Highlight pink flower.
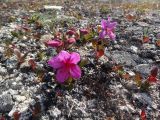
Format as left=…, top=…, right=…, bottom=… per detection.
left=67, top=38, right=76, bottom=44
left=48, top=50, right=81, bottom=83
left=99, top=17, right=117, bottom=40
left=80, top=29, right=88, bottom=35
left=66, top=30, right=76, bottom=36
left=47, top=39, right=63, bottom=48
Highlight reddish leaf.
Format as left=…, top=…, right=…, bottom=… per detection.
left=150, top=66, right=158, bottom=77
left=140, top=109, right=146, bottom=120
left=143, top=36, right=150, bottom=43
left=28, top=59, right=36, bottom=70
left=13, top=111, right=21, bottom=120
left=122, top=72, right=130, bottom=80
left=126, top=14, right=136, bottom=21
left=32, top=102, right=41, bottom=116
left=156, top=40, right=160, bottom=47
left=14, top=49, right=24, bottom=63
left=112, top=65, right=123, bottom=72
left=147, top=75, right=157, bottom=83
left=96, top=49, right=104, bottom=59
left=0, top=116, right=5, bottom=120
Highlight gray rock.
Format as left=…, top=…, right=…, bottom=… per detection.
left=0, top=92, right=13, bottom=112
left=130, top=46, right=138, bottom=53
left=0, top=66, right=7, bottom=76
left=13, top=95, right=26, bottom=102
left=134, top=64, right=152, bottom=76
left=142, top=43, right=156, bottom=50
left=136, top=22, right=149, bottom=27
left=111, top=51, right=143, bottom=66
left=44, top=5, right=63, bottom=10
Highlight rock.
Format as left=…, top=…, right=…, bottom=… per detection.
left=111, top=51, right=143, bottom=66
left=139, top=50, right=156, bottom=59
left=142, top=43, right=156, bottom=50
left=0, top=92, right=14, bottom=112
left=44, top=5, right=63, bottom=10
left=0, top=66, right=7, bottom=75
left=130, top=46, right=138, bottom=53
left=13, top=95, right=26, bottom=102
left=40, top=34, right=54, bottom=43
left=134, top=64, right=152, bottom=76
left=136, top=22, right=149, bottom=27
left=133, top=93, right=152, bottom=106
left=48, top=107, right=61, bottom=117
left=8, top=89, right=18, bottom=95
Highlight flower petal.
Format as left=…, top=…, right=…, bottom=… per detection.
left=56, top=67, right=69, bottom=83
left=107, top=22, right=117, bottom=29
left=67, top=38, right=76, bottom=44
left=108, top=31, right=116, bottom=40
left=48, top=56, right=64, bottom=69
left=101, top=19, right=107, bottom=29
left=80, top=29, right=88, bottom=35
left=70, top=52, right=80, bottom=64
left=99, top=30, right=106, bottom=39
left=47, top=39, right=63, bottom=47
left=48, top=50, right=70, bottom=69
left=58, top=50, right=71, bottom=62
left=70, top=65, right=81, bottom=79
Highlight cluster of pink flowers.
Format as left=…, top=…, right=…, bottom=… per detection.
left=47, top=17, right=117, bottom=83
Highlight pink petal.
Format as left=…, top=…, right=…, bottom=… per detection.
left=108, top=31, right=116, bottom=40
left=48, top=56, right=64, bottom=69
left=70, top=65, right=81, bottom=79
left=80, top=29, right=88, bottom=35
left=56, top=67, right=69, bottom=83
left=101, top=19, right=107, bottom=29
left=58, top=50, right=71, bottom=62
left=47, top=39, right=63, bottom=47
left=67, top=38, right=76, bottom=44
left=107, top=22, right=117, bottom=29
left=66, top=30, right=76, bottom=36
left=48, top=50, right=70, bottom=69
left=99, top=30, right=106, bottom=38
left=107, top=17, right=111, bottom=22
left=70, top=52, right=80, bottom=64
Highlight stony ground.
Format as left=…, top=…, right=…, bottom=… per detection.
left=0, top=0, right=160, bottom=120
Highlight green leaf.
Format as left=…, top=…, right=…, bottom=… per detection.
left=11, top=31, right=19, bottom=38
left=37, top=51, right=45, bottom=61
left=135, top=73, right=142, bottom=87
left=79, top=58, right=88, bottom=67
left=140, top=81, right=150, bottom=92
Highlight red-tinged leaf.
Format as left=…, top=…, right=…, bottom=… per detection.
left=13, top=111, right=21, bottom=120
left=32, top=103, right=41, bottom=116
left=112, top=65, right=123, bottom=72
left=147, top=75, right=157, bottom=83
left=143, top=36, right=150, bottom=43
left=96, top=49, right=104, bottom=59
left=126, top=14, right=136, bottom=21
left=122, top=72, right=130, bottom=80
left=156, top=40, right=160, bottom=47
left=14, top=49, right=21, bottom=60
left=0, top=116, right=5, bottom=120
left=28, top=59, right=36, bottom=70
left=22, top=26, right=31, bottom=32
left=92, top=40, right=97, bottom=49
left=140, top=109, right=146, bottom=120
left=135, top=73, right=142, bottom=87
left=150, top=66, right=158, bottom=77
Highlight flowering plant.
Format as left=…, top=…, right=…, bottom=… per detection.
left=48, top=50, right=81, bottom=83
